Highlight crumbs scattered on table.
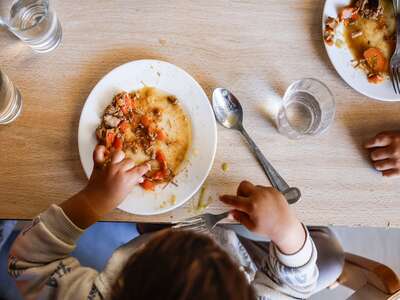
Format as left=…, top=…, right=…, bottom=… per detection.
left=221, top=162, right=229, bottom=172
left=156, top=71, right=161, bottom=77
left=158, top=38, right=167, bottom=46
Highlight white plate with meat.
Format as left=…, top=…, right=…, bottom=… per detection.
left=323, top=0, right=400, bottom=101
left=78, top=59, right=217, bottom=215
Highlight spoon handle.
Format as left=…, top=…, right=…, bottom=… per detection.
left=239, top=126, right=300, bottom=204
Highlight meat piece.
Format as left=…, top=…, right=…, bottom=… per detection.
left=96, top=126, right=106, bottom=140
left=104, top=114, right=121, bottom=128
left=325, top=17, right=338, bottom=30
left=355, top=0, right=383, bottom=20
left=167, top=95, right=177, bottom=104
left=105, top=105, right=118, bottom=115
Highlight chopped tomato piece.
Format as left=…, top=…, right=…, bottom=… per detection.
left=141, top=179, right=155, bottom=191
left=113, top=136, right=123, bottom=150
left=153, top=170, right=166, bottom=181
left=121, top=105, right=129, bottom=115
left=118, top=121, right=129, bottom=133
left=141, top=115, right=151, bottom=127
left=156, top=150, right=168, bottom=170
left=156, top=150, right=166, bottom=163
left=156, top=129, right=167, bottom=141
left=106, top=131, right=116, bottom=148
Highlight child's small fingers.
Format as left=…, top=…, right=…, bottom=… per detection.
left=370, top=147, right=393, bottom=161
left=118, top=159, right=136, bottom=171
left=237, top=180, right=255, bottom=197
left=231, top=210, right=255, bottom=230
left=219, top=195, right=253, bottom=213
left=93, top=145, right=106, bottom=167
left=382, top=169, right=400, bottom=178
left=373, top=159, right=397, bottom=171
left=364, top=133, right=392, bottom=149
left=111, top=150, right=125, bottom=164
left=127, top=163, right=151, bottom=183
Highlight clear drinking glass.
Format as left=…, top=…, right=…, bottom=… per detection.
left=277, top=78, right=335, bottom=139
left=0, top=0, right=62, bottom=53
left=0, top=69, right=22, bottom=124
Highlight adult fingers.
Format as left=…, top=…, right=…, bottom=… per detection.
left=364, top=132, right=392, bottom=149
left=127, top=163, right=151, bottom=184
left=373, top=159, right=397, bottom=171
left=382, top=169, right=400, bottom=178
left=370, top=146, right=394, bottom=161
left=93, top=145, right=106, bottom=167
left=219, top=195, right=253, bottom=213
left=237, top=180, right=256, bottom=197
left=231, top=210, right=255, bottom=230
left=111, top=150, right=125, bottom=164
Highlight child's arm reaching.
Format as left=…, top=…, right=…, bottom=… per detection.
left=220, top=181, right=318, bottom=298
left=8, top=146, right=149, bottom=300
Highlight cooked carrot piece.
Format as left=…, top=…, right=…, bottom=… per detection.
left=118, top=121, right=129, bottom=133
left=141, top=179, right=155, bottom=191
left=156, top=129, right=167, bottom=141
left=105, top=131, right=116, bottom=148
left=363, top=47, right=387, bottom=72
left=113, top=136, right=123, bottom=150
left=141, top=115, right=151, bottom=127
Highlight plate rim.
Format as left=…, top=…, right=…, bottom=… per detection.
left=322, top=0, right=400, bottom=102
left=77, top=59, right=217, bottom=216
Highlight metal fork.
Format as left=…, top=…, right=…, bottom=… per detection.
left=391, top=0, right=400, bottom=93
left=172, top=211, right=230, bottom=233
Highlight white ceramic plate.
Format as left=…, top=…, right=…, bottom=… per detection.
left=323, top=0, right=400, bottom=101
left=78, top=60, right=217, bottom=215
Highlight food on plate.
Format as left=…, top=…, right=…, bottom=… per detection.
left=324, top=0, right=395, bottom=84
left=96, top=87, right=191, bottom=190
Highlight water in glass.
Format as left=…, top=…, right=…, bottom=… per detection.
left=277, top=78, right=335, bottom=139
left=7, top=0, right=62, bottom=53
left=0, top=70, right=22, bottom=124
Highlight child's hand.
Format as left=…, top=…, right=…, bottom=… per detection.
left=61, top=145, right=149, bottom=228
left=220, top=181, right=305, bottom=254
left=365, top=131, right=400, bottom=177
left=82, top=145, right=150, bottom=215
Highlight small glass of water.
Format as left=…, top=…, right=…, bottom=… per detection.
left=0, top=0, right=62, bottom=53
left=277, top=78, right=335, bottom=139
left=0, top=69, right=22, bottom=124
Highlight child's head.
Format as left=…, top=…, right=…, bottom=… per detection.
left=111, top=229, right=256, bottom=300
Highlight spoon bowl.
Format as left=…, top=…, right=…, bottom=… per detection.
left=212, top=88, right=243, bottom=130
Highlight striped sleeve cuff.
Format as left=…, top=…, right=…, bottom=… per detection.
left=274, top=224, right=313, bottom=268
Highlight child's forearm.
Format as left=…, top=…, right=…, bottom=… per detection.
left=59, top=191, right=101, bottom=229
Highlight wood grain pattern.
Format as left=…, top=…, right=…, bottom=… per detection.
left=1, top=0, right=400, bottom=226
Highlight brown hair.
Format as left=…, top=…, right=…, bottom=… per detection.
left=111, top=229, right=256, bottom=300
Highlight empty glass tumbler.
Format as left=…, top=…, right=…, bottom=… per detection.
left=0, top=69, right=22, bottom=124
left=277, top=78, right=335, bottom=139
left=0, top=0, right=62, bottom=53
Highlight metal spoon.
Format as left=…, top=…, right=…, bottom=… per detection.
left=212, top=88, right=301, bottom=204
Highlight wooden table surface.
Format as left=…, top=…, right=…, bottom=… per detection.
left=1, top=0, right=400, bottom=227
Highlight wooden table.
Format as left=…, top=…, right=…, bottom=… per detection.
left=1, top=0, right=400, bottom=227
